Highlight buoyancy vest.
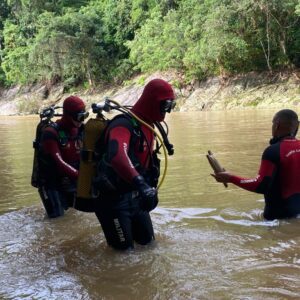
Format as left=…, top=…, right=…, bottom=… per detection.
left=92, top=113, right=161, bottom=195
left=74, top=112, right=161, bottom=212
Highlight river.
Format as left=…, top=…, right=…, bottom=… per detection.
left=0, top=110, right=299, bottom=300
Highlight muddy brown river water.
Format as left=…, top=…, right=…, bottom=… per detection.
left=0, top=110, right=299, bottom=299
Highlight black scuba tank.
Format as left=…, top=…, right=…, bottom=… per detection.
left=31, top=120, right=54, bottom=187
left=31, top=106, right=62, bottom=188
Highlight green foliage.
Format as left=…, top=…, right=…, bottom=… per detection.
left=1, top=21, right=33, bottom=84
left=131, top=0, right=156, bottom=26
left=0, top=0, right=11, bottom=86
left=7, top=0, right=90, bottom=16
left=17, top=96, right=40, bottom=114
left=297, top=0, right=300, bottom=14
left=128, top=8, right=186, bottom=72
left=183, top=1, right=250, bottom=77
left=128, top=0, right=300, bottom=79
left=30, top=9, right=109, bottom=85
left=0, top=0, right=300, bottom=87
left=136, top=75, right=146, bottom=85
left=0, top=67, right=6, bottom=85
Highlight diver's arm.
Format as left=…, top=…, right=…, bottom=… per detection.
left=213, top=146, right=277, bottom=193
left=107, top=126, right=139, bottom=182
left=42, top=129, right=78, bottom=180
left=229, top=159, right=276, bottom=193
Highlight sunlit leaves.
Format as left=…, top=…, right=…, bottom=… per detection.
left=0, top=0, right=300, bottom=86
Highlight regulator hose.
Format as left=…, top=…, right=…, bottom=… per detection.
left=105, top=98, right=170, bottom=189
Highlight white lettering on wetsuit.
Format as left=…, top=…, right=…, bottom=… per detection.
left=123, top=142, right=135, bottom=169
left=113, top=218, right=125, bottom=242
left=286, top=148, right=300, bottom=157
left=240, top=175, right=260, bottom=184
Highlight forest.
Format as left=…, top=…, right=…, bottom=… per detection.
left=0, top=0, right=300, bottom=89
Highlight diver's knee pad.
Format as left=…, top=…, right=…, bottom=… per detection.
left=38, top=186, right=65, bottom=218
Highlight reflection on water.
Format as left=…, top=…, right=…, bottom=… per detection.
left=0, top=111, right=299, bottom=299
left=0, top=116, right=39, bottom=213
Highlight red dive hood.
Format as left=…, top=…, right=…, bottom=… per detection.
left=132, top=79, right=175, bottom=123
left=63, top=96, right=85, bottom=114
left=61, top=95, right=86, bottom=131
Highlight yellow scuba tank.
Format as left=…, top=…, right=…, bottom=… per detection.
left=76, top=116, right=107, bottom=200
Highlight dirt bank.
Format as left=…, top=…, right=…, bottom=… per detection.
left=0, top=70, right=299, bottom=116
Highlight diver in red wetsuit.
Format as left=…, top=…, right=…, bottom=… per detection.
left=38, top=96, right=88, bottom=218
left=212, top=109, right=300, bottom=220
left=93, top=79, right=176, bottom=250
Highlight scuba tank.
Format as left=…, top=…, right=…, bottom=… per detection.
left=74, top=98, right=175, bottom=211
left=75, top=102, right=110, bottom=210
left=31, top=106, right=62, bottom=188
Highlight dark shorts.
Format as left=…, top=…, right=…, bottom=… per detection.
left=38, top=186, right=75, bottom=218
left=264, top=194, right=300, bottom=220
left=95, top=191, right=154, bottom=250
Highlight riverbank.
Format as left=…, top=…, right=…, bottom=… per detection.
left=0, top=70, right=299, bottom=115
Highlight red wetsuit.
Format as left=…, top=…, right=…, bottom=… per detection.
left=229, top=137, right=300, bottom=219
left=94, top=79, right=175, bottom=250
left=105, top=117, right=154, bottom=183
left=38, top=95, right=86, bottom=218
left=41, top=118, right=82, bottom=184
